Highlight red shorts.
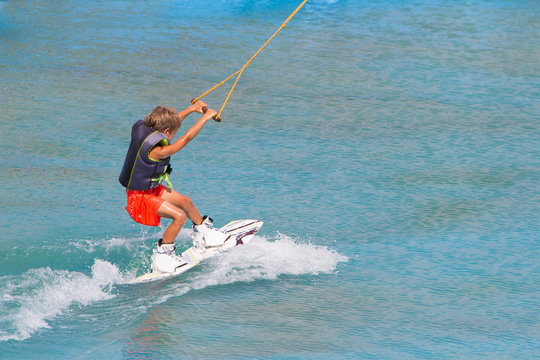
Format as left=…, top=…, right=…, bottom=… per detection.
left=125, top=185, right=166, bottom=226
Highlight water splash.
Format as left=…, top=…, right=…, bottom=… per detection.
left=145, top=233, right=349, bottom=305
left=0, top=260, right=123, bottom=342
left=196, top=233, right=348, bottom=285
left=0, top=233, right=347, bottom=342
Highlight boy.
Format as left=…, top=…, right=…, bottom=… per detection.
left=119, top=101, right=229, bottom=274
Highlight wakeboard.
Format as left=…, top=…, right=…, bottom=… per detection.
left=133, top=219, right=263, bottom=283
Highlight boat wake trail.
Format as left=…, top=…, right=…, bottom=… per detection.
left=0, top=233, right=347, bottom=342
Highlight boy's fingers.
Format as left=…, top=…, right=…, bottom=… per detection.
left=204, top=109, right=221, bottom=122
left=190, top=99, right=207, bottom=112
left=192, top=99, right=220, bottom=122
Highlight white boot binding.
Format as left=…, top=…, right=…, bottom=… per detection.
left=192, top=216, right=230, bottom=248
left=151, top=239, right=188, bottom=274
left=191, top=229, right=205, bottom=249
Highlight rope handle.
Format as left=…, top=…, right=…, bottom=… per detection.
left=191, top=98, right=221, bottom=122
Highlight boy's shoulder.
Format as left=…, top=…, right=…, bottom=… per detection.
left=133, top=119, right=146, bottom=128
left=132, top=119, right=157, bottom=132
left=130, top=120, right=164, bottom=140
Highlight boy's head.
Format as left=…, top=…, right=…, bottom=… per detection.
left=144, top=106, right=181, bottom=134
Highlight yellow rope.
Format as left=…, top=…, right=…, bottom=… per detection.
left=192, top=0, right=309, bottom=120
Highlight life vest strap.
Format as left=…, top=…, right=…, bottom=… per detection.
left=152, top=165, right=173, bottom=188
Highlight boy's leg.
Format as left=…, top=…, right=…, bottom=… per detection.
left=160, top=188, right=204, bottom=225
left=153, top=201, right=188, bottom=274
left=160, top=188, right=229, bottom=247
left=157, top=201, right=186, bottom=244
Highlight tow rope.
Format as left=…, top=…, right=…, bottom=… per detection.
left=192, top=0, right=309, bottom=122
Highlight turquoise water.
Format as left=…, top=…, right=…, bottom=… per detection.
left=1, top=0, right=539, bottom=358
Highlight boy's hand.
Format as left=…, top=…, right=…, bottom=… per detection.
left=202, top=108, right=218, bottom=121
left=190, top=99, right=221, bottom=122
left=192, top=100, right=208, bottom=114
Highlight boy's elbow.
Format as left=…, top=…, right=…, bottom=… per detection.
left=160, top=147, right=175, bottom=158
left=150, top=146, right=170, bottom=160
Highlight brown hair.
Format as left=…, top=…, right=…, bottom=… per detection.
left=144, top=106, right=181, bottom=132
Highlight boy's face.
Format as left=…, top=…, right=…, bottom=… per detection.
left=163, top=128, right=178, bottom=141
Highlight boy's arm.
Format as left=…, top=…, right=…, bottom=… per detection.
left=149, top=108, right=218, bottom=160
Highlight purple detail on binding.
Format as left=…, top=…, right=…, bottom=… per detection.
left=236, top=239, right=244, bottom=245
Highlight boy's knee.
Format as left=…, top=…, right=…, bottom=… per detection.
left=172, top=210, right=186, bottom=223
left=180, top=195, right=193, bottom=206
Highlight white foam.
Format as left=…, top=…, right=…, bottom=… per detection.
left=200, top=233, right=347, bottom=284
left=159, top=233, right=349, bottom=300
left=0, top=260, right=123, bottom=342
left=1, top=233, right=348, bottom=341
